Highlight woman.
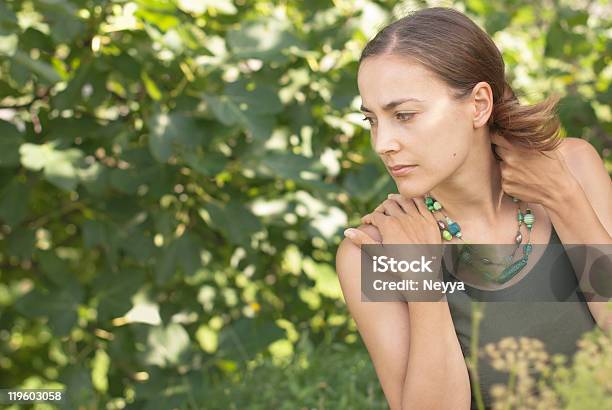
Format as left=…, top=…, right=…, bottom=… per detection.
left=335, top=7, right=611, bottom=410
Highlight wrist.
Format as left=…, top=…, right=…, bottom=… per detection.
left=542, top=174, right=581, bottom=212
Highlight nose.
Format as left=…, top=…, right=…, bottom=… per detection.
left=372, top=121, right=401, bottom=156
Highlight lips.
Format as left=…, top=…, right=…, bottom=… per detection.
left=389, top=164, right=416, bottom=171
left=388, top=164, right=418, bottom=177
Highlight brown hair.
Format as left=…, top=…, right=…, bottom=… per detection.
left=358, top=7, right=562, bottom=153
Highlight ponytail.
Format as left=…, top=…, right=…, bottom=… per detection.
left=489, top=82, right=563, bottom=152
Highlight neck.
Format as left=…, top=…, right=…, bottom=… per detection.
left=429, top=135, right=512, bottom=227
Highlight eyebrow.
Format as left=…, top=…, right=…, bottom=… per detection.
left=360, top=97, right=423, bottom=113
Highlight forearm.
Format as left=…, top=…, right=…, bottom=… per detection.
left=544, top=176, right=612, bottom=328
left=543, top=178, right=612, bottom=245
left=400, top=302, right=470, bottom=410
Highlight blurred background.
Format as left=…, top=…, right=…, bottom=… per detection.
left=0, top=0, right=610, bottom=409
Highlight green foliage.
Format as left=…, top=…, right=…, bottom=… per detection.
left=0, top=0, right=609, bottom=408
left=207, top=337, right=389, bottom=410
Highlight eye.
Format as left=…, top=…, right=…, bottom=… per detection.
left=361, top=116, right=375, bottom=125
left=396, top=112, right=415, bottom=121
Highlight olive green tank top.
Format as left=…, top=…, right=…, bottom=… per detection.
left=442, top=226, right=597, bottom=409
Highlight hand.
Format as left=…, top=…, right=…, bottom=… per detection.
left=344, top=194, right=446, bottom=300
left=491, top=133, right=576, bottom=206
left=347, top=194, right=442, bottom=246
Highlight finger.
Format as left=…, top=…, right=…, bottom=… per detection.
left=344, top=227, right=380, bottom=246
left=388, top=194, right=414, bottom=214
left=381, top=198, right=405, bottom=217
left=371, top=203, right=385, bottom=215
left=361, top=213, right=375, bottom=224
left=370, top=212, right=395, bottom=230
left=395, top=195, right=420, bottom=217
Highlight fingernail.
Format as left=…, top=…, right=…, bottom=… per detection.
left=344, top=229, right=356, bottom=238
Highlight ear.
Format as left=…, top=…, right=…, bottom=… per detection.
left=471, top=81, right=494, bottom=129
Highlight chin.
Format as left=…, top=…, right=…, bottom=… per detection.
left=396, top=183, right=429, bottom=199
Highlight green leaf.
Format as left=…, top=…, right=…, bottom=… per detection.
left=253, top=150, right=321, bottom=180
left=0, top=33, right=17, bottom=56
left=0, top=178, right=28, bottom=226
left=142, top=70, right=162, bottom=101
left=37, top=250, right=73, bottom=286
left=226, top=81, right=283, bottom=115
left=15, top=279, right=83, bottom=336
left=155, top=238, right=179, bottom=284
left=91, top=349, right=110, bottom=393
left=226, top=17, right=302, bottom=62
left=146, top=323, right=191, bottom=367
left=154, top=232, right=202, bottom=284
left=12, top=49, right=62, bottom=83
left=558, top=95, right=598, bottom=137
left=120, top=228, right=156, bottom=262
left=44, top=157, right=79, bottom=191
left=183, top=150, right=227, bottom=176
left=59, top=365, right=95, bottom=406
left=20, top=142, right=84, bottom=191
left=0, top=2, right=18, bottom=33
left=93, top=269, right=146, bottom=322
left=484, top=11, right=512, bottom=34
left=218, top=318, right=285, bottom=361
left=147, top=111, right=201, bottom=162
left=6, top=227, right=36, bottom=260
left=343, top=163, right=391, bottom=203
left=201, top=199, right=263, bottom=246
left=204, top=94, right=242, bottom=126
left=35, top=0, right=84, bottom=43
left=0, top=120, right=24, bottom=167
left=20, top=142, right=53, bottom=171
left=52, top=62, right=92, bottom=111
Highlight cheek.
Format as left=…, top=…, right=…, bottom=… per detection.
left=420, top=109, right=471, bottom=161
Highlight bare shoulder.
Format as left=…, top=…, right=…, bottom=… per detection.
left=557, top=136, right=612, bottom=234
left=336, top=224, right=382, bottom=264
left=336, top=224, right=382, bottom=275
left=558, top=137, right=604, bottom=168
left=557, top=137, right=609, bottom=186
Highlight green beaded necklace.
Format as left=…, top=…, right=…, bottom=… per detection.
left=424, top=193, right=536, bottom=284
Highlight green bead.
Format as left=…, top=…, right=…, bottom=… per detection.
left=523, top=243, right=532, bottom=255
left=425, top=197, right=434, bottom=206
left=433, top=201, right=442, bottom=210
left=442, top=230, right=452, bottom=241
left=518, top=210, right=523, bottom=222
left=494, top=258, right=528, bottom=284
left=448, top=222, right=460, bottom=235
left=428, top=206, right=434, bottom=212
left=523, top=213, right=535, bottom=224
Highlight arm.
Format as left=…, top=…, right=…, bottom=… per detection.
left=401, top=302, right=471, bottom=410
left=543, top=138, right=611, bottom=244
left=543, top=138, right=612, bottom=330
left=336, top=226, right=410, bottom=410
left=336, top=224, right=470, bottom=410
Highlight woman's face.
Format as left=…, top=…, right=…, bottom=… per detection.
left=357, top=54, right=476, bottom=198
